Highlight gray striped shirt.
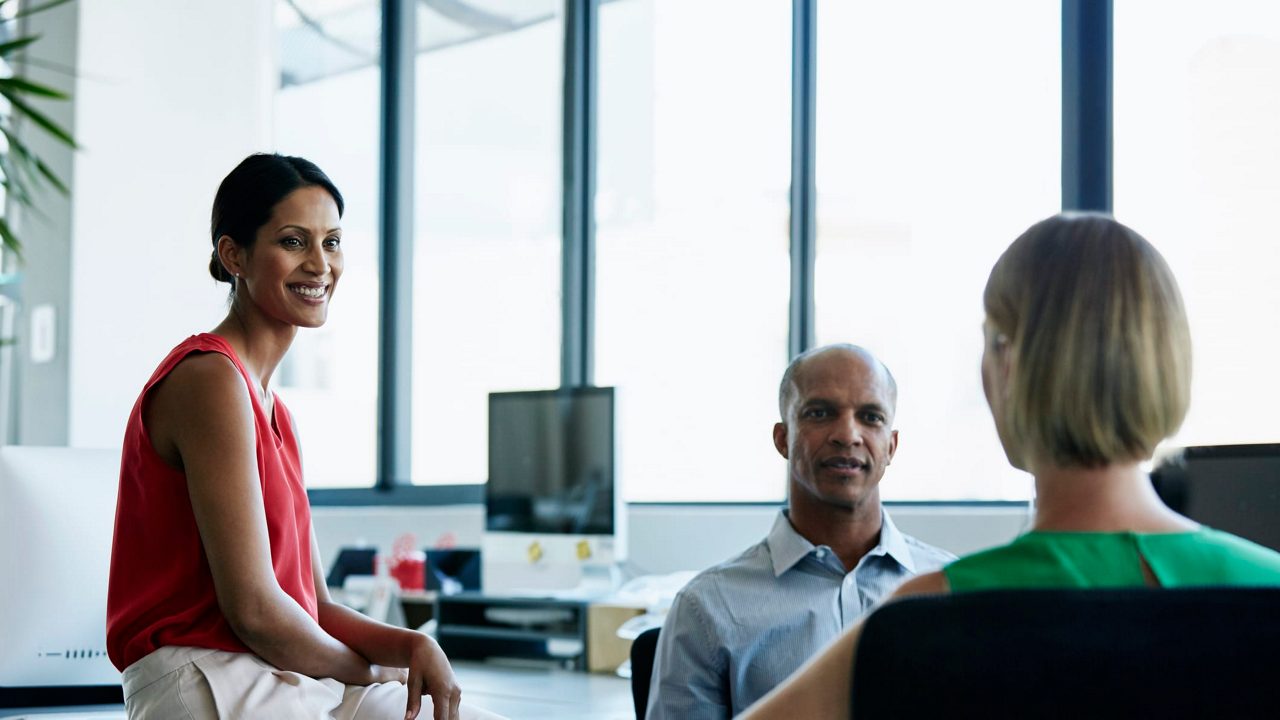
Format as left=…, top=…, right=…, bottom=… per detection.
left=646, top=508, right=955, bottom=719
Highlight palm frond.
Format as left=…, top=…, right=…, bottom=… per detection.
left=9, top=0, right=75, bottom=20
left=1, top=89, right=76, bottom=148
left=0, top=125, right=68, bottom=194
left=0, top=35, right=39, bottom=57
left=0, top=75, right=69, bottom=99
left=0, top=0, right=79, bottom=263
left=0, top=216, right=21, bottom=260
left=0, top=149, right=38, bottom=201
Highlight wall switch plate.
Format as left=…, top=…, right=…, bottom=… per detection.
left=30, top=304, right=56, bottom=364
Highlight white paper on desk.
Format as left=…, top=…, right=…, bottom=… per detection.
left=612, top=571, right=697, bottom=612
left=342, top=575, right=404, bottom=626
left=616, top=612, right=666, bottom=641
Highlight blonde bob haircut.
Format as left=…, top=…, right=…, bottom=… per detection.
left=983, top=212, right=1192, bottom=468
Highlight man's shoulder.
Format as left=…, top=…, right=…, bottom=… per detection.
left=672, top=540, right=774, bottom=607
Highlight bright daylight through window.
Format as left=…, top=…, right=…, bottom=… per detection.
left=272, top=0, right=1279, bottom=502
left=274, top=0, right=382, bottom=488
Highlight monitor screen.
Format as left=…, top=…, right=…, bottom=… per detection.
left=486, top=387, right=615, bottom=535
left=1151, top=444, right=1280, bottom=552
left=0, top=445, right=124, bottom=705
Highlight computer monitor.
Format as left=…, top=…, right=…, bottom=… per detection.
left=0, top=446, right=123, bottom=706
left=1151, top=444, right=1280, bottom=552
left=482, top=387, right=624, bottom=595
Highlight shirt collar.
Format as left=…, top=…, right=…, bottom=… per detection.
left=766, top=509, right=814, bottom=577
left=766, top=507, right=917, bottom=576
left=872, top=507, right=917, bottom=573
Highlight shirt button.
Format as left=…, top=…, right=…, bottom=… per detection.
left=815, top=549, right=827, bottom=559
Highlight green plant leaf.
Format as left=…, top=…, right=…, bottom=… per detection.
left=28, top=151, right=67, bottom=195
left=0, top=174, right=36, bottom=209
left=0, top=216, right=22, bottom=260
left=0, top=76, right=69, bottom=99
left=0, top=126, right=68, bottom=195
left=1, top=90, right=76, bottom=147
left=0, top=156, right=35, bottom=203
left=11, top=0, right=76, bottom=20
left=0, top=35, right=39, bottom=57
left=0, top=0, right=78, bottom=265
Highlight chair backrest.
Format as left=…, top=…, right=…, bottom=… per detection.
left=852, top=588, right=1280, bottom=719
left=630, top=626, right=661, bottom=719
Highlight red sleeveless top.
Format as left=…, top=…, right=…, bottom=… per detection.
left=107, top=334, right=318, bottom=671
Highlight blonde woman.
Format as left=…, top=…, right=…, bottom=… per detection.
left=739, top=212, right=1280, bottom=720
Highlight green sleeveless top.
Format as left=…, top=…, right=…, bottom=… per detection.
left=944, top=527, right=1280, bottom=592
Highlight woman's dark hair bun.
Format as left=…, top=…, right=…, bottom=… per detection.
left=209, top=250, right=233, bottom=283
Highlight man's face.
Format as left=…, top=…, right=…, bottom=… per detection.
left=773, top=349, right=899, bottom=512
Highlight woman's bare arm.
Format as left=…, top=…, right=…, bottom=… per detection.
left=736, top=571, right=950, bottom=720
left=148, top=353, right=376, bottom=685
left=309, top=532, right=462, bottom=720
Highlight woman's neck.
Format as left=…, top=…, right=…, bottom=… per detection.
left=211, top=301, right=296, bottom=396
left=1031, top=460, right=1197, bottom=533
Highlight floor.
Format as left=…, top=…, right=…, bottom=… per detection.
left=0, top=660, right=635, bottom=720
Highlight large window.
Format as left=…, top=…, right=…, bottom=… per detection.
left=814, top=1, right=1059, bottom=500
left=1114, top=0, right=1280, bottom=450
left=410, top=4, right=564, bottom=485
left=274, top=0, right=382, bottom=488
left=270, top=1, right=1276, bottom=504
left=595, top=0, right=792, bottom=502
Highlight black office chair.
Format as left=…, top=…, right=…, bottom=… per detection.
left=630, top=626, right=662, bottom=719
left=851, top=587, right=1280, bottom=719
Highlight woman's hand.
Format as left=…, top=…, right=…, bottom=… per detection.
left=404, top=633, right=462, bottom=720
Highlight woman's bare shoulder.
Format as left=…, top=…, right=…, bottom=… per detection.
left=147, top=351, right=253, bottom=453
left=892, top=570, right=951, bottom=599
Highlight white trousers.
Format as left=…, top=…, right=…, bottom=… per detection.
left=121, top=646, right=504, bottom=720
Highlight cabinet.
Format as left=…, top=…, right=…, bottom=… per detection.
left=435, top=594, right=589, bottom=670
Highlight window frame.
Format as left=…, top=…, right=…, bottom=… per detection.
left=309, top=0, right=1113, bottom=507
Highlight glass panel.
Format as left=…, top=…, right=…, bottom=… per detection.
left=596, top=0, right=793, bottom=502
left=1114, top=0, right=1280, bottom=450
left=274, top=0, right=383, bottom=488
left=814, top=0, right=1060, bottom=500
left=410, top=2, right=563, bottom=485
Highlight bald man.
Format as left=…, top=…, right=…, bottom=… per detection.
left=646, top=345, right=955, bottom=719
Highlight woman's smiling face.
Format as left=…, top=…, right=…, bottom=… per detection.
left=233, top=184, right=343, bottom=329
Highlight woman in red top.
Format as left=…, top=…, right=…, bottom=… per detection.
left=107, top=154, right=499, bottom=720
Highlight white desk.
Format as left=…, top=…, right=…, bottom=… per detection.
left=456, top=660, right=633, bottom=719
left=0, top=661, right=634, bottom=720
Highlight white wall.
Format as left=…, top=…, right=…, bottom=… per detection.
left=312, top=503, right=1030, bottom=578
left=69, top=0, right=275, bottom=447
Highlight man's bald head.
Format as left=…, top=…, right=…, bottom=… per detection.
left=778, top=344, right=898, bottom=421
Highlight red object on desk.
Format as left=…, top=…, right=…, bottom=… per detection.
left=390, top=553, right=425, bottom=591
left=388, top=532, right=426, bottom=591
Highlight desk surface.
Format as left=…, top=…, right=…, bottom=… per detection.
left=0, top=660, right=634, bottom=720
left=457, top=660, right=633, bottom=719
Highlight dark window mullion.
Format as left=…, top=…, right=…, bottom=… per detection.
left=1062, top=0, right=1113, bottom=212
left=561, top=0, right=598, bottom=388
left=789, top=0, right=817, bottom=359
left=377, top=0, right=416, bottom=488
